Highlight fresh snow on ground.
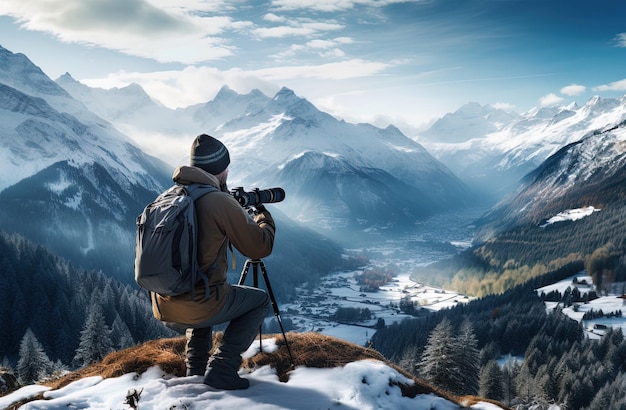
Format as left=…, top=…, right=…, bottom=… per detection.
left=537, top=273, right=626, bottom=339
left=1, top=339, right=503, bottom=410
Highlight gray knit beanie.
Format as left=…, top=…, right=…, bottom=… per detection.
left=190, top=134, right=230, bottom=175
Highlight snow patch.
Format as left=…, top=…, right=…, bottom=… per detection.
left=539, top=206, right=600, bottom=228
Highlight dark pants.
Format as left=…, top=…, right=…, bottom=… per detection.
left=184, top=285, right=270, bottom=377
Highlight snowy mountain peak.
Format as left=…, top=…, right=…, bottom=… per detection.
left=213, top=84, right=240, bottom=101
left=274, top=86, right=297, bottom=101
left=420, top=101, right=518, bottom=143
left=56, top=72, right=77, bottom=83
left=0, top=45, right=69, bottom=99
left=581, top=94, right=622, bottom=114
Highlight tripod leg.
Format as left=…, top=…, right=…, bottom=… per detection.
left=252, top=262, right=262, bottom=352
left=258, top=262, right=295, bottom=368
left=238, top=259, right=251, bottom=286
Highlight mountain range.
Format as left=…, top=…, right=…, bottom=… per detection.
left=0, top=45, right=345, bottom=286
left=420, top=98, right=626, bottom=197
left=475, top=119, right=626, bottom=241
left=57, top=75, right=477, bottom=241
left=5, top=40, right=626, bottom=285
left=4, top=42, right=626, bottom=409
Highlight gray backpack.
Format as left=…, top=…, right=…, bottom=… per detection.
left=134, top=183, right=217, bottom=299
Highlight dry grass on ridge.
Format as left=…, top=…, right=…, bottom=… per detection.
left=33, top=332, right=505, bottom=408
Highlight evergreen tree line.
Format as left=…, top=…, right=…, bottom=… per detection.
left=412, top=203, right=626, bottom=297
left=515, top=320, right=626, bottom=409
left=369, top=263, right=626, bottom=407
left=372, top=263, right=583, bottom=362
left=0, top=230, right=175, bottom=383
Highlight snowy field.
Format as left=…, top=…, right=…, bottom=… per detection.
left=537, top=273, right=626, bottom=340
left=281, top=261, right=473, bottom=347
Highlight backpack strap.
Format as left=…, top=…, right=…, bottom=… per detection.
left=179, top=183, right=218, bottom=301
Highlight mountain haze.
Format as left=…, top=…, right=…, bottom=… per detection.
left=58, top=80, right=476, bottom=240
left=0, top=45, right=347, bottom=288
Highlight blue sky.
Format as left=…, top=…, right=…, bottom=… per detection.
left=1, top=0, right=626, bottom=131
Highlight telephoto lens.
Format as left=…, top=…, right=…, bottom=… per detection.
left=231, top=187, right=285, bottom=207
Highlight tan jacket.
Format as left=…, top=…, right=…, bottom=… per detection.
left=152, top=165, right=276, bottom=325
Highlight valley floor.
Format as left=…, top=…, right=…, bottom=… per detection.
left=282, top=269, right=473, bottom=346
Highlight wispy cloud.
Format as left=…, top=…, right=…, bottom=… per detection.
left=82, top=59, right=391, bottom=108
left=252, top=17, right=343, bottom=39
left=539, top=93, right=564, bottom=106
left=0, top=0, right=244, bottom=63
left=614, top=33, right=626, bottom=47
left=593, top=79, right=626, bottom=92
left=252, top=59, right=390, bottom=80
left=561, top=84, right=586, bottom=96
left=270, top=0, right=419, bottom=13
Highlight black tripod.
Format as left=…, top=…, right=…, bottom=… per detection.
left=238, top=258, right=295, bottom=367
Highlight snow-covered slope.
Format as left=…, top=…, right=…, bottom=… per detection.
left=419, top=102, right=519, bottom=144
left=0, top=45, right=173, bottom=279
left=0, top=46, right=170, bottom=193
left=475, top=121, right=626, bottom=239
left=422, top=98, right=626, bottom=196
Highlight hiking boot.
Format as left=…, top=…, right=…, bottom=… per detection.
left=203, top=367, right=250, bottom=390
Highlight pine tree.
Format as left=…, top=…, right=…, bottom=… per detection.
left=16, top=328, right=53, bottom=384
left=419, top=318, right=456, bottom=391
left=452, top=320, right=480, bottom=395
left=73, top=304, right=113, bottom=367
left=111, top=314, right=135, bottom=350
left=479, top=360, right=504, bottom=401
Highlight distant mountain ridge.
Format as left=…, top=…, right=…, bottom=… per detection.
left=57, top=77, right=476, bottom=239
left=475, top=120, right=626, bottom=240
left=421, top=97, right=626, bottom=196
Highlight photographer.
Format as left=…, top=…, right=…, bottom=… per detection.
left=151, top=134, right=275, bottom=390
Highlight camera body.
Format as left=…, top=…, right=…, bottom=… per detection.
left=230, top=187, right=285, bottom=208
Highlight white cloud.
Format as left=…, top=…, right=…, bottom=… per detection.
left=560, top=84, right=586, bottom=96
left=614, top=32, right=626, bottom=47
left=252, top=59, right=390, bottom=80
left=263, top=13, right=287, bottom=23
left=493, top=102, right=516, bottom=111
left=252, top=26, right=317, bottom=38
left=252, top=17, right=343, bottom=39
left=539, top=93, right=564, bottom=106
left=270, top=0, right=418, bottom=12
left=81, top=59, right=390, bottom=108
left=0, top=0, right=246, bottom=63
left=307, top=39, right=337, bottom=49
left=593, top=79, right=626, bottom=92
left=334, top=37, right=355, bottom=44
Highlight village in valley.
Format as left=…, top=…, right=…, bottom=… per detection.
left=280, top=265, right=473, bottom=346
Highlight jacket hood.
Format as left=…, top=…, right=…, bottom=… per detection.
left=173, top=165, right=221, bottom=188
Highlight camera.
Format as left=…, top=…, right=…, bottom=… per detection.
left=230, top=187, right=286, bottom=208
